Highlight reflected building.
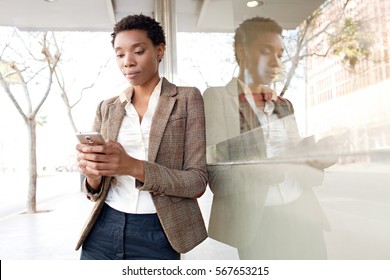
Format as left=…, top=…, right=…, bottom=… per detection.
left=305, top=0, right=390, bottom=154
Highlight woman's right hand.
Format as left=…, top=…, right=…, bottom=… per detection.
left=76, top=143, right=103, bottom=190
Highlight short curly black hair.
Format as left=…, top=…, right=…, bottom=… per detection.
left=111, top=14, right=166, bottom=47
left=234, top=17, right=283, bottom=64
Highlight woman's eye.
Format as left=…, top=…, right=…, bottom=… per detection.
left=260, top=49, right=271, bottom=55
left=134, top=49, right=145, bottom=55
left=116, top=54, right=124, bottom=58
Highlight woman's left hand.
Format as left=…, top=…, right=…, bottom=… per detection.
left=77, top=140, right=145, bottom=181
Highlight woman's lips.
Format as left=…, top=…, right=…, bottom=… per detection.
left=267, top=71, right=278, bottom=77
left=124, top=71, right=139, bottom=78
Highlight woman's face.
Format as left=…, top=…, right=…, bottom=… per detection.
left=113, top=29, right=164, bottom=86
left=241, top=32, right=284, bottom=86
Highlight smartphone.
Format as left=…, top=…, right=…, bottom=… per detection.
left=76, top=132, right=105, bottom=145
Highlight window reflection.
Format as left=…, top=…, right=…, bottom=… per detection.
left=177, top=0, right=390, bottom=259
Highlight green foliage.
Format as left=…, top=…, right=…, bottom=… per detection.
left=330, top=17, right=372, bottom=69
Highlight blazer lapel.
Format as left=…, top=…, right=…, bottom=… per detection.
left=106, top=100, right=127, bottom=141
left=223, top=79, right=241, bottom=138
left=225, top=78, right=260, bottom=133
left=148, top=78, right=176, bottom=162
left=239, top=104, right=260, bottom=131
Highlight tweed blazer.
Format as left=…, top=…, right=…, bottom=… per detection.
left=75, top=78, right=208, bottom=254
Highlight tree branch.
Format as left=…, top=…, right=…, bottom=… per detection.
left=71, top=57, right=111, bottom=108
left=32, top=32, right=61, bottom=117
left=0, top=69, right=28, bottom=123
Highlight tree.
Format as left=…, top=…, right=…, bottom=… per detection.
left=280, top=0, right=357, bottom=96
left=177, top=0, right=362, bottom=98
left=0, top=29, right=60, bottom=213
left=330, top=17, right=373, bottom=70
left=54, top=56, right=110, bottom=133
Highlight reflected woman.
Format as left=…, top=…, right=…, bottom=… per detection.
left=204, top=17, right=330, bottom=259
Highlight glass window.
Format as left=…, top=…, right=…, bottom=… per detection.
left=177, top=0, right=390, bottom=260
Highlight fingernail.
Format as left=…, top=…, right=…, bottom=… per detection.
left=82, top=147, right=91, bottom=152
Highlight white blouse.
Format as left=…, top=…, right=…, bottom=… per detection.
left=105, top=79, right=162, bottom=214
left=239, top=80, right=303, bottom=206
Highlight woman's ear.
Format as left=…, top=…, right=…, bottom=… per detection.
left=157, top=44, right=165, bottom=61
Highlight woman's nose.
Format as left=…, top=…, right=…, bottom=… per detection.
left=270, top=54, right=281, bottom=67
left=124, top=54, right=135, bottom=67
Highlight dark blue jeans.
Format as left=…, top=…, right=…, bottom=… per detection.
left=80, top=203, right=180, bottom=260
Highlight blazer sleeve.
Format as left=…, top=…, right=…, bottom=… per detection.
left=81, top=100, right=106, bottom=201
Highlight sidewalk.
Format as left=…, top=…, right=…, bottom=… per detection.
left=0, top=172, right=238, bottom=260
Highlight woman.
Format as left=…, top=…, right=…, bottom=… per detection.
left=75, top=14, right=208, bottom=260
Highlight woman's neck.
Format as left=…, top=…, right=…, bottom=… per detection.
left=133, top=75, right=161, bottom=98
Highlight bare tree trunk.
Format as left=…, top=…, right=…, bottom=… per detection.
left=280, top=53, right=301, bottom=97
left=26, top=117, right=37, bottom=213
left=27, top=118, right=38, bottom=213
left=63, top=96, right=78, bottom=133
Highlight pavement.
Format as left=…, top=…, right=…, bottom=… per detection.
left=1, top=160, right=390, bottom=260
left=0, top=172, right=238, bottom=260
